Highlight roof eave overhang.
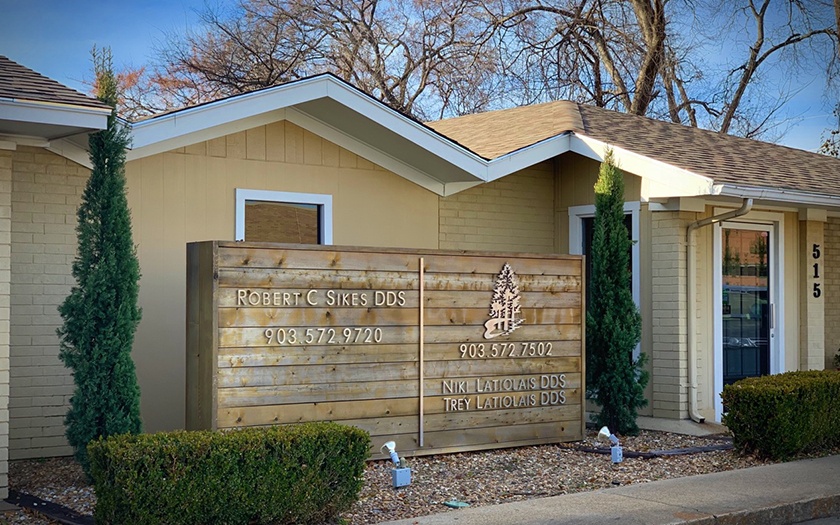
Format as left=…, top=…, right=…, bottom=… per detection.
left=0, top=99, right=107, bottom=168
left=569, top=134, right=716, bottom=199
left=0, top=98, right=109, bottom=132
left=484, top=133, right=572, bottom=182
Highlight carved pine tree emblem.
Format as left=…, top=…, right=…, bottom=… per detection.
left=483, top=263, right=524, bottom=339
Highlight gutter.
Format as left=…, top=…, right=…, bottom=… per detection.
left=715, top=184, right=840, bottom=208
left=685, top=198, right=753, bottom=423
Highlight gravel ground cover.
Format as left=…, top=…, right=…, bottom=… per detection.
left=2, top=429, right=770, bottom=525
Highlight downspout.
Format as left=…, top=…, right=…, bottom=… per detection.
left=685, top=198, right=753, bottom=423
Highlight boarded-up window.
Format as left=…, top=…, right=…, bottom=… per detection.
left=244, top=201, right=320, bottom=244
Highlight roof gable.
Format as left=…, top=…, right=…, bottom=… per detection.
left=123, top=72, right=840, bottom=204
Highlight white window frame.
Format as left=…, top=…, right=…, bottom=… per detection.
left=569, top=202, right=641, bottom=358
left=235, top=189, right=333, bottom=244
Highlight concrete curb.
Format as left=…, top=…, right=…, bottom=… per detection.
left=382, top=455, right=840, bottom=525
left=689, top=495, right=840, bottom=525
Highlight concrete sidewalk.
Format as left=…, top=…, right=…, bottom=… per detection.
left=383, top=454, right=840, bottom=525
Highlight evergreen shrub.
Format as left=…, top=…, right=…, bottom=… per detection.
left=587, top=150, right=647, bottom=435
left=88, top=422, right=370, bottom=525
left=58, top=47, right=142, bottom=475
left=722, top=370, right=840, bottom=460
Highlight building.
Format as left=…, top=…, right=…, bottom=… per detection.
left=2, top=55, right=839, bottom=498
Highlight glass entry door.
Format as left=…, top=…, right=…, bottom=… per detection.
left=721, top=226, right=771, bottom=385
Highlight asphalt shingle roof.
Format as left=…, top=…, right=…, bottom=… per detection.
left=429, top=100, right=840, bottom=198
left=0, top=55, right=110, bottom=111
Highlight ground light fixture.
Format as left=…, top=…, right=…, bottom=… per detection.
left=598, top=426, right=623, bottom=463
left=381, top=441, right=411, bottom=488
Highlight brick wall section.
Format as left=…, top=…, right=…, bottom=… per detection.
left=825, top=217, right=840, bottom=368
left=0, top=149, right=12, bottom=497
left=439, top=164, right=556, bottom=253
left=650, top=211, right=690, bottom=419
left=9, top=146, right=84, bottom=459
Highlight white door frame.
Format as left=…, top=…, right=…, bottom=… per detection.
left=712, top=215, right=784, bottom=421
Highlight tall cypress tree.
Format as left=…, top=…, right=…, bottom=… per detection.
left=57, top=47, right=142, bottom=473
left=586, top=150, right=647, bottom=435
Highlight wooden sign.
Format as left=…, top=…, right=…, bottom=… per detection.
left=186, top=241, right=585, bottom=457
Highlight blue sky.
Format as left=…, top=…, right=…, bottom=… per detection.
left=0, top=0, right=835, bottom=152
left=0, top=0, right=204, bottom=91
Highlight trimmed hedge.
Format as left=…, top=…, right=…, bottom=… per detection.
left=87, top=422, right=370, bottom=524
left=721, top=370, right=840, bottom=460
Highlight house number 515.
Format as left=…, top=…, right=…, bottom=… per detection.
left=813, top=243, right=822, bottom=298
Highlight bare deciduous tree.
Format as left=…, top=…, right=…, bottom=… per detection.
left=119, top=0, right=498, bottom=121
left=711, top=0, right=838, bottom=136
left=118, top=0, right=837, bottom=145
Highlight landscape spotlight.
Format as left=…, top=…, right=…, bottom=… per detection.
left=381, top=440, right=411, bottom=488
left=380, top=441, right=401, bottom=466
left=598, top=426, right=623, bottom=463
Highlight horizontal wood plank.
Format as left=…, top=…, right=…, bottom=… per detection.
left=217, top=268, right=581, bottom=293
left=218, top=324, right=581, bottom=348
left=217, top=340, right=582, bottom=367
left=216, top=288, right=581, bottom=309
left=219, top=403, right=581, bottom=433
left=218, top=306, right=579, bottom=328
left=218, top=374, right=581, bottom=407
left=216, top=358, right=579, bottom=387
left=217, top=245, right=580, bottom=274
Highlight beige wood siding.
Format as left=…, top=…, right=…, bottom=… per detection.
left=694, top=207, right=714, bottom=421
left=126, top=121, right=439, bottom=432
left=638, top=204, right=653, bottom=416
left=439, top=162, right=556, bottom=253
left=557, top=154, right=642, bottom=210
left=8, top=147, right=85, bottom=459
left=784, top=211, right=801, bottom=373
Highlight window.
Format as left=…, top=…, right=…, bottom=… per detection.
left=235, top=189, right=333, bottom=244
left=569, top=202, right=640, bottom=356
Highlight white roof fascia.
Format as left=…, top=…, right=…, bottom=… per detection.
left=285, top=107, right=461, bottom=196
left=713, top=183, right=840, bottom=208
left=571, top=134, right=716, bottom=199
left=127, top=76, right=332, bottom=159
left=47, top=138, right=93, bottom=169
left=484, top=133, right=572, bottom=182
left=321, top=79, right=489, bottom=177
left=126, top=75, right=489, bottom=182
left=0, top=98, right=109, bottom=129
